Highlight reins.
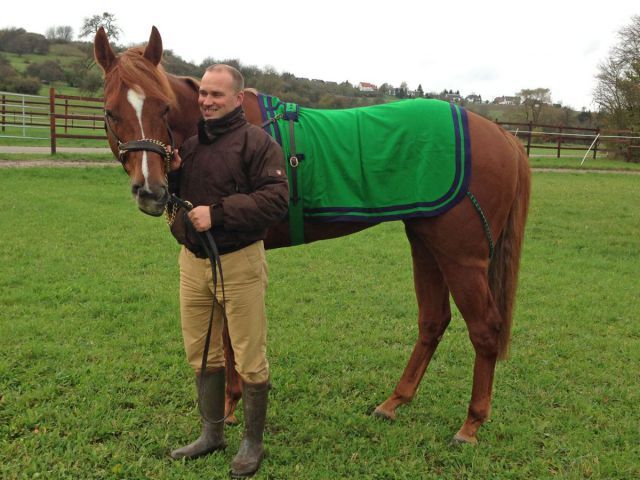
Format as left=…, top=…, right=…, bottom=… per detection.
left=104, top=112, right=231, bottom=423
left=170, top=194, right=234, bottom=425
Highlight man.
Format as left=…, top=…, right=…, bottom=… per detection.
left=168, top=64, right=288, bottom=478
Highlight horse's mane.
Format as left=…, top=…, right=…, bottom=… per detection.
left=104, top=47, right=177, bottom=107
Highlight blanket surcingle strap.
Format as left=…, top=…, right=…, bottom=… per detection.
left=257, top=94, right=472, bottom=247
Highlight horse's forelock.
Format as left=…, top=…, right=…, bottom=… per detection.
left=105, top=48, right=177, bottom=108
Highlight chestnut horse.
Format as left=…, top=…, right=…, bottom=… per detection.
left=94, top=26, right=530, bottom=444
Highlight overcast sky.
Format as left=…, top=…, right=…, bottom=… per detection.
left=3, top=1, right=638, bottom=110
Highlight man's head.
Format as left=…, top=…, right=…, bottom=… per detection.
left=198, top=64, right=245, bottom=120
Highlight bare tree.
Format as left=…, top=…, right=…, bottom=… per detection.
left=594, top=15, right=640, bottom=131
left=46, top=25, right=74, bottom=42
left=79, top=12, right=121, bottom=41
left=517, top=88, right=552, bottom=123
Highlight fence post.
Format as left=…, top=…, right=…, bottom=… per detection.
left=50, top=87, right=56, bottom=155
left=64, top=98, right=69, bottom=133
left=593, top=128, right=600, bottom=159
left=1, top=94, right=5, bottom=133
left=557, top=126, right=563, bottom=158
left=22, top=96, right=26, bottom=137
left=526, top=121, right=532, bottom=156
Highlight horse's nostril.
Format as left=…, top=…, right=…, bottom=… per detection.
left=131, top=183, right=142, bottom=195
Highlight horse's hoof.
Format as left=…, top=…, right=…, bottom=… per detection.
left=224, top=414, right=238, bottom=426
left=373, top=406, right=396, bottom=421
left=451, top=432, right=478, bottom=445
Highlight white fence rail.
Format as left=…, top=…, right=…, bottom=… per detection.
left=0, top=90, right=50, bottom=140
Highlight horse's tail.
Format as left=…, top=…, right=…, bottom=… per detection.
left=490, top=135, right=531, bottom=360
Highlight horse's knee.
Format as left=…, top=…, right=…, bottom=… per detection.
left=419, top=314, right=451, bottom=345
left=467, top=322, right=501, bottom=356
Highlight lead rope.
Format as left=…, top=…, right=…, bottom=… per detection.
left=170, top=193, right=233, bottom=425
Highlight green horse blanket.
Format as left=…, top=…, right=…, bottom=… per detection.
left=258, top=95, right=471, bottom=243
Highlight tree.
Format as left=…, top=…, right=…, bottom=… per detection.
left=79, top=12, right=121, bottom=41
left=594, top=15, right=640, bottom=132
left=416, top=84, right=424, bottom=97
left=378, top=83, right=392, bottom=96
left=517, top=88, right=552, bottom=123
left=46, top=25, right=74, bottom=42
left=0, top=28, right=49, bottom=55
left=79, top=71, right=104, bottom=95
left=397, top=81, right=408, bottom=99
left=26, top=60, right=65, bottom=83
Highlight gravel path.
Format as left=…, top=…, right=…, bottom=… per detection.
left=1, top=147, right=638, bottom=174
left=0, top=146, right=110, bottom=154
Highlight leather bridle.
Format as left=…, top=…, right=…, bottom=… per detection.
left=104, top=112, right=175, bottom=174
left=104, top=112, right=179, bottom=223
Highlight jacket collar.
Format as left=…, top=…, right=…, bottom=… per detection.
left=197, top=106, right=246, bottom=144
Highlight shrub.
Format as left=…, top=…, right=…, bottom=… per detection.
left=25, top=60, right=65, bottom=83
left=10, top=76, right=42, bottom=95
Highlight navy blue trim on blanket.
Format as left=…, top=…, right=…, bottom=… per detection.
left=258, top=93, right=284, bottom=145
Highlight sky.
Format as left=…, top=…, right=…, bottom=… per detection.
left=3, top=0, right=638, bottom=111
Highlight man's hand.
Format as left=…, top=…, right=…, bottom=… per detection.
left=170, top=149, right=182, bottom=171
left=188, top=206, right=212, bottom=232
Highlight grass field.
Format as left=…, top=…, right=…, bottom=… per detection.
left=0, top=168, right=639, bottom=479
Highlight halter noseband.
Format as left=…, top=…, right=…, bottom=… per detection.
left=104, top=112, right=179, bottom=224
left=104, top=112, right=175, bottom=174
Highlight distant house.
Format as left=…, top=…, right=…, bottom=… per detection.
left=465, top=94, right=483, bottom=104
left=493, top=96, right=521, bottom=105
left=443, top=92, right=463, bottom=103
left=358, top=82, right=377, bottom=92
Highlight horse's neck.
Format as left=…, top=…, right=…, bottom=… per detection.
left=242, top=89, right=263, bottom=126
left=168, top=75, right=200, bottom=146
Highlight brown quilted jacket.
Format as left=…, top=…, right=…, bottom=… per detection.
left=169, top=107, right=289, bottom=256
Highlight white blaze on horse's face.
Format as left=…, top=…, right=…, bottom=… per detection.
left=126, top=88, right=150, bottom=191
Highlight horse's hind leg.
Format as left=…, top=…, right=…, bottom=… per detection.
left=374, top=226, right=451, bottom=420
left=442, top=264, right=501, bottom=444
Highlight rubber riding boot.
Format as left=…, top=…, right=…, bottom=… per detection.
left=170, top=369, right=226, bottom=460
left=230, top=381, right=270, bottom=478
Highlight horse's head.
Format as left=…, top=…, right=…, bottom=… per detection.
left=94, top=26, right=175, bottom=216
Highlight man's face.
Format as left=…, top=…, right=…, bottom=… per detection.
left=198, top=70, right=244, bottom=120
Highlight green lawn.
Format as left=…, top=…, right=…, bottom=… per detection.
left=0, top=168, right=639, bottom=479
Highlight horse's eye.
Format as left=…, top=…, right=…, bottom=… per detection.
left=162, top=106, right=170, bottom=116
left=106, top=110, right=119, bottom=122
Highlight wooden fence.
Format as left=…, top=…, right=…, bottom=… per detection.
left=495, top=120, right=640, bottom=161
left=0, top=89, right=106, bottom=153
left=2, top=90, right=640, bottom=160
left=49, top=88, right=106, bottom=154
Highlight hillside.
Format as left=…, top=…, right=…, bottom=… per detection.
left=0, top=27, right=599, bottom=126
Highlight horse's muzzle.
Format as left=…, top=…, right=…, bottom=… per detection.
left=132, top=183, right=169, bottom=217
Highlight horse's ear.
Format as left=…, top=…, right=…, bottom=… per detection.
left=94, top=27, right=116, bottom=73
left=143, top=26, right=163, bottom=66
